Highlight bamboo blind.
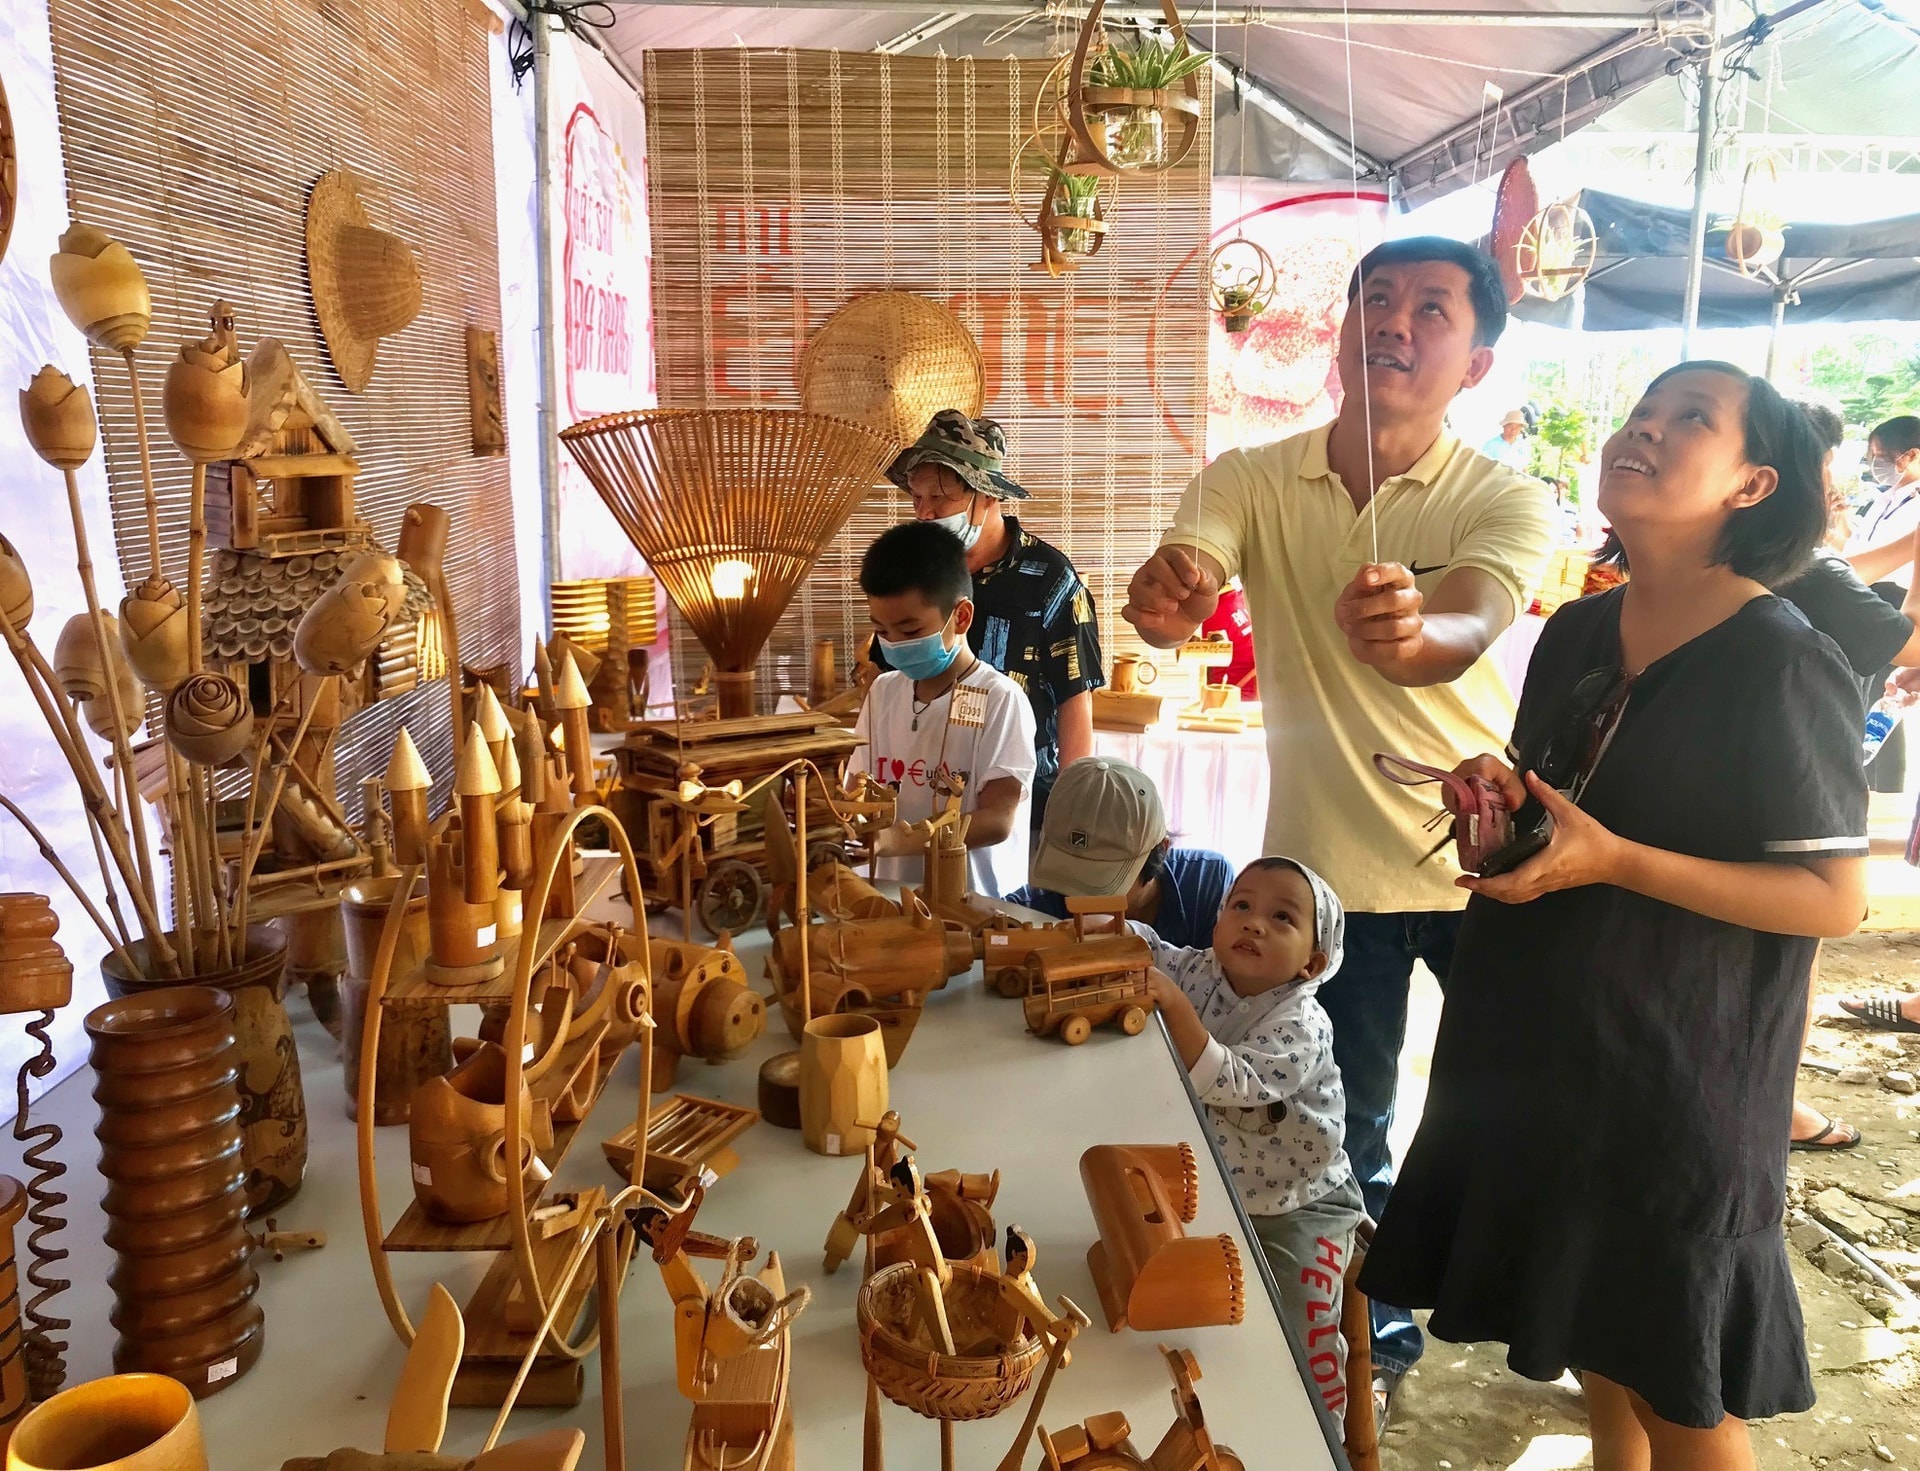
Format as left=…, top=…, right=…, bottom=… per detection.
left=643, top=49, right=1211, bottom=699
left=45, top=0, right=516, bottom=814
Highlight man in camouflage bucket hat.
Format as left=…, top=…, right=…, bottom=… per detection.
left=884, top=409, right=1105, bottom=831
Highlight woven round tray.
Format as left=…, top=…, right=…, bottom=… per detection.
left=797, top=292, right=985, bottom=451
left=857, top=1261, right=1045, bottom=1421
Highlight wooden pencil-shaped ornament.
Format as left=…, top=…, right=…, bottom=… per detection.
left=495, top=733, right=532, bottom=935
left=552, top=649, right=594, bottom=806
left=386, top=726, right=432, bottom=867
left=456, top=720, right=501, bottom=908
left=474, top=681, right=510, bottom=779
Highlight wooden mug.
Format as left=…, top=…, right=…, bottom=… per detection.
left=799, top=1014, right=887, bottom=1158
left=1110, top=654, right=1159, bottom=696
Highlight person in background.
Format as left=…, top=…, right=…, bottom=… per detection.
left=889, top=410, right=1104, bottom=831
left=1772, top=397, right=1920, bottom=1151
left=851, top=521, right=1038, bottom=900
left=1844, top=415, right=1920, bottom=791
left=1122, top=235, right=1557, bottom=1424
left=1479, top=408, right=1532, bottom=471
left=1006, top=756, right=1233, bottom=949
left=1200, top=578, right=1259, bottom=699
left=1137, top=856, right=1361, bottom=1419
left=1361, top=361, right=1867, bottom=1468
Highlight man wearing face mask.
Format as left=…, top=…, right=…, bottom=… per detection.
left=885, top=410, right=1105, bottom=831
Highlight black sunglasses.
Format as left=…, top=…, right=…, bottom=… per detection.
left=1534, top=666, right=1633, bottom=792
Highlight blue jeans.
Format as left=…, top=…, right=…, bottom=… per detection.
left=1319, top=909, right=1462, bottom=1379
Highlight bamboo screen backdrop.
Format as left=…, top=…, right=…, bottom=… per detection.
left=44, top=0, right=516, bottom=812
left=643, top=49, right=1212, bottom=697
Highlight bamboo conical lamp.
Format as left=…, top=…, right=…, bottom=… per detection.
left=558, top=410, right=897, bottom=720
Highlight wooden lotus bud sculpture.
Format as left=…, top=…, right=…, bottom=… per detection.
left=294, top=551, right=406, bottom=676
left=164, top=672, right=255, bottom=766
left=161, top=302, right=250, bottom=463
left=118, top=578, right=190, bottom=692
left=20, top=366, right=97, bottom=470
left=49, top=224, right=152, bottom=352
left=86, top=648, right=144, bottom=742
left=52, top=613, right=111, bottom=703
left=0, top=534, right=31, bottom=632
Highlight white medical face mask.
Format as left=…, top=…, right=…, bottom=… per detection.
left=928, top=504, right=984, bottom=551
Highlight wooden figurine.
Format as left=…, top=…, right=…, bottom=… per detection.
left=1080, top=1143, right=1244, bottom=1334
left=551, top=651, right=595, bottom=808
left=823, top=1113, right=999, bottom=1277
left=340, top=876, right=449, bottom=1127
left=799, top=1013, right=888, bottom=1158
left=634, top=1189, right=809, bottom=1471
left=407, top=1044, right=552, bottom=1225
left=1037, top=1346, right=1243, bottom=1471
left=853, top=1157, right=1089, bottom=1471
left=601, top=1094, right=759, bottom=1200
left=645, top=938, right=765, bottom=1089
left=466, top=327, right=506, bottom=457
left=279, top=1281, right=587, bottom=1471
left=386, top=727, right=432, bottom=867
left=1021, top=899, right=1155, bottom=1045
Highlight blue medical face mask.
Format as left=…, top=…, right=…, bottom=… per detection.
left=880, top=614, right=962, bottom=681
left=928, top=503, right=984, bottom=551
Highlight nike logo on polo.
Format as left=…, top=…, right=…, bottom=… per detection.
left=1407, top=562, right=1449, bottom=576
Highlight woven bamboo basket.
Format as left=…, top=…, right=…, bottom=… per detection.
left=857, top=1262, right=1045, bottom=1422
left=796, top=292, right=985, bottom=450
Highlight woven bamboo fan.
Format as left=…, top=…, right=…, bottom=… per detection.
left=797, top=293, right=985, bottom=450
left=305, top=169, right=423, bottom=393
left=558, top=409, right=896, bottom=719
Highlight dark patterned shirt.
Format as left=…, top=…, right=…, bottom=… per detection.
left=876, top=517, right=1105, bottom=824
left=969, top=518, right=1105, bottom=824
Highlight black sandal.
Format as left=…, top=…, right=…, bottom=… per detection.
left=1839, top=995, right=1920, bottom=1034
left=1790, top=1112, right=1862, bottom=1151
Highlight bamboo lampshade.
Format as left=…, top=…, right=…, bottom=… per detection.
left=558, top=409, right=896, bottom=682
left=550, top=576, right=659, bottom=652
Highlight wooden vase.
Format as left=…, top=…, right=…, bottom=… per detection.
left=0, top=1177, right=27, bottom=1453
left=101, top=930, right=306, bottom=1218
left=798, top=1014, right=887, bottom=1158
left=0, top=894, right=73, bottom=1013
left=84, top=987, right=263, bottom=1398
left=340, top=878, right=451, bottom=1126
left=407, top=1045, right=551, bottom=1224
left=5, top=1373, right=207, bottom=1471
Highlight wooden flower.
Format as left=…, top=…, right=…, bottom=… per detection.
left=164, top=671, right=254, bottom=766
left=294, top=551, right=407, bottom=676
left=0, top=534, right=32, bottom=632
left=118, top=576, right=191, bottom=692
left=162, top=302, right=250, bottom=463
left=20, top=366, right=97, bottom=470
left=85, top=646, right=144, bottom=741
left=53, top=612, right=113, bottom=703
left=54, top=612, right=143, bottom=741
left=49, top=223, right=151, bottom=352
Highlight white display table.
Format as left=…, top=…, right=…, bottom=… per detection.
left=11, top=889, right=1345, bottom=1471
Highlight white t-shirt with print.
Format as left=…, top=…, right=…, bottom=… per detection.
left=851, top=661, right=1038, bottom=899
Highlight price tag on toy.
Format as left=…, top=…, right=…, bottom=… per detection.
left=950, top=683, right=987, bottom=728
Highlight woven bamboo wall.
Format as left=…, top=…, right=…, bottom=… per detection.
left=644, top=49, right=1212, bottom=698
left=44, top=0, right=515, bottom=811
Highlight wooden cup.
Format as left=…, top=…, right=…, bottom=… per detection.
left=799, top=1014, right=887, bottom=1158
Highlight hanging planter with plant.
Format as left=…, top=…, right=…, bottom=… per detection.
left=1724, top=157, right=1785, bottom=277
left=1207, top=236, right=1276, bottom=333
left=1011, top=135, right=1117, bottom=277
left=1062, top=0, right=1207, bottom=176
left=1515, top=197, right=1598, bottom=302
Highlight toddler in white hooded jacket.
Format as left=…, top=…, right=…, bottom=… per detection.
left=1135, top=855, right=1360, bottom=1417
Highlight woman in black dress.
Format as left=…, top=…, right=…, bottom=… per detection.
left=1359, top=363, right=1869, bottom=1469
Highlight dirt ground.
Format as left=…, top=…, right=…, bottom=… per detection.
left=1381, top=933, right=1920, bottom=1471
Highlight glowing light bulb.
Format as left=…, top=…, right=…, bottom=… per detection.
left=709, top=559, right=755, bottom=600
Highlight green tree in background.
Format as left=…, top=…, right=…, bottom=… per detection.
left=1807, top=335, right=1920, bottom=428
left=1531, top=402, right=1592, bottom=495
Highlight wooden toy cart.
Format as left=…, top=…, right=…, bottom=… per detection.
left=608, top=710, right=876, bottom=936
left=1022, top=901, right=1154, bottom=1045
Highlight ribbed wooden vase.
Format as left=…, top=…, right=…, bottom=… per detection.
left=0, top=1176, right=27, bottom=1453
left=85, top=987, right=263, bottom=1398
left=101, top=929, right=305, bottom=1216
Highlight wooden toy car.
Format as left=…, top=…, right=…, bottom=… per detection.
left=1022, top=918, right=1154, bottom=1046
left=981, top=895, right=1129, bottom=997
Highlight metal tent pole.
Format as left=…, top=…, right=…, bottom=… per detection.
left=533, top=8, right=566, bottom=613
left=1680, top=6, right=1722, bottom=356
left=1765, top=287, right=1789, bottom=380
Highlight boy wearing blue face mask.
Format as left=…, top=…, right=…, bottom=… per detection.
left=851, top=521, right=1040, bottom=899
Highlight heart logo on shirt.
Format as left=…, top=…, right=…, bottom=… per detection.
left=888, top=758, right=906, bottom=782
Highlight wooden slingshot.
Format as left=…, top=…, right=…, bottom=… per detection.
left=853, top=1155, right=1089, bottom=1471
left=634, top=1187, right=810, bottom=1471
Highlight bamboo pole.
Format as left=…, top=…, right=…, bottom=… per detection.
left=119, top=350, right=163, bottom=579
left=60, top=463, right=156, bottom=902
left=233, top=685, right=328, bottom=937
left=186, top=465, right=206, bottom=668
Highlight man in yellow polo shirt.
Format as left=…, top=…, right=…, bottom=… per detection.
left=1123, top=236, right=1555, bottom=1420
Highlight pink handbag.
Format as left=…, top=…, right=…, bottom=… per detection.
left=1372, top=753, right=1513, bottom=874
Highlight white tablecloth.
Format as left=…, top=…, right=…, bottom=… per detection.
left=1093, top=725, right=1273, bottom=871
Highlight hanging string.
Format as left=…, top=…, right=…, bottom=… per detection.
left=507, top=0, right=617, bottom=89
left=1339, top=0, right=1379, bottom=563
